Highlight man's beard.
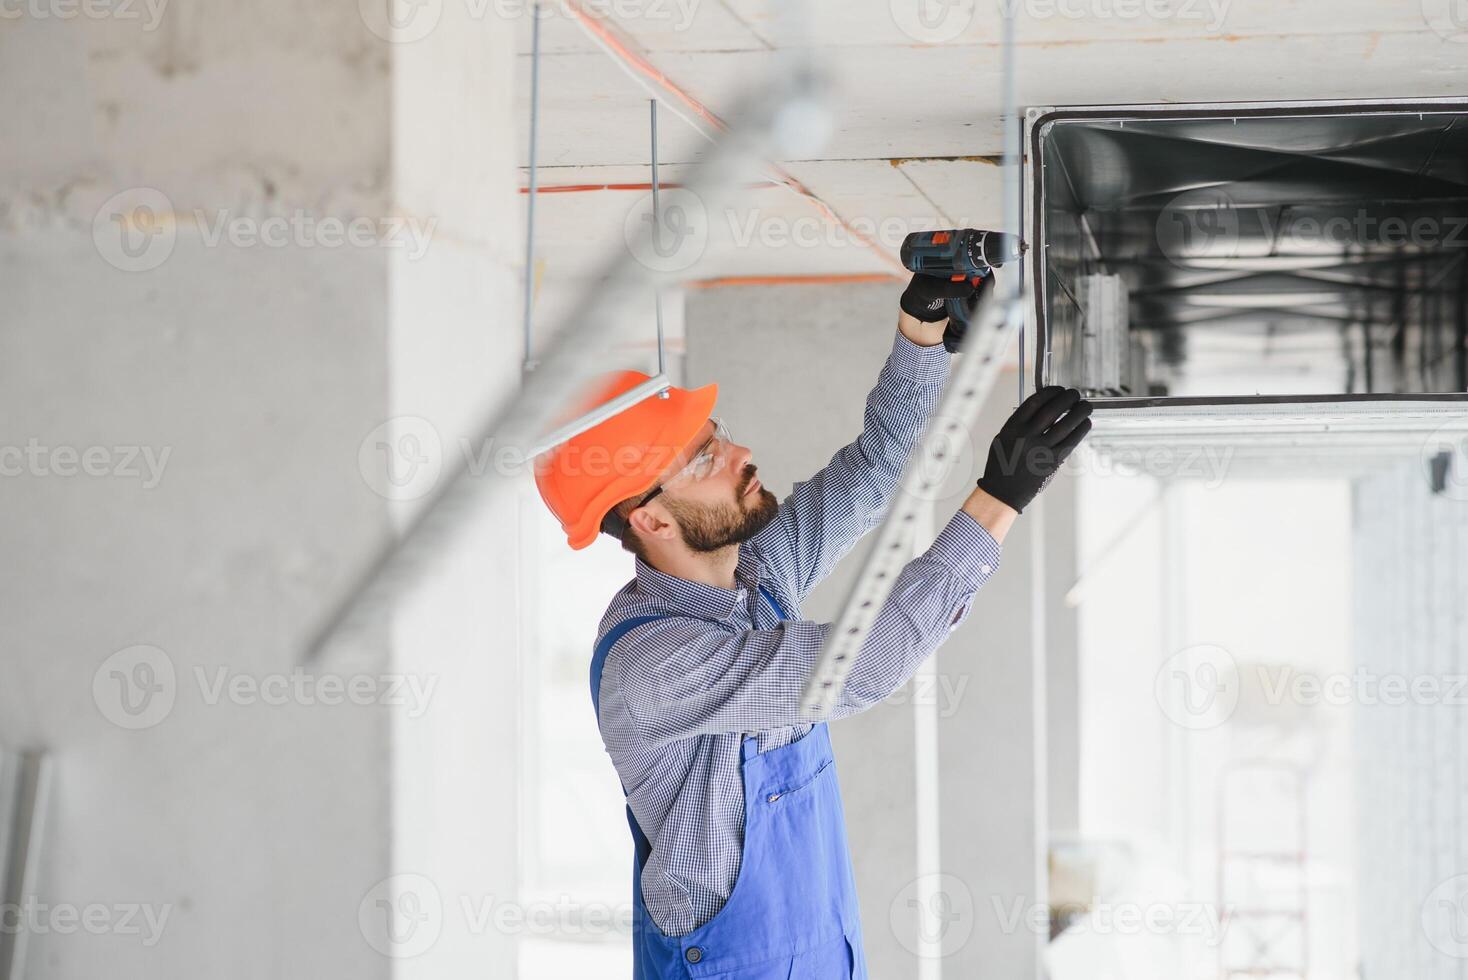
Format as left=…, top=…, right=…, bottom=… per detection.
left=663, top=465, right=779, bottom=553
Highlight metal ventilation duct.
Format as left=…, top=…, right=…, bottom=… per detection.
left=1025, top=99, right=1468, bottom=432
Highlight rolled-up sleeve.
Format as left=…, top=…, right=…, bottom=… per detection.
left=614, top=511, right=1003, bottom=742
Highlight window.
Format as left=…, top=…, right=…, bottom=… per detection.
left=518, top=484, right=636, bottom=977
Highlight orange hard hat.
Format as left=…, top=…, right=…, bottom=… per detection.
left=534, top=371, right=718, bottom=550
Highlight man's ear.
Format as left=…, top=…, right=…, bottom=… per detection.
left=628, top=503, right=675, bottom=540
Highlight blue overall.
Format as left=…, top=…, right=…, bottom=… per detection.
left=590, top=586, right=869, bottom=979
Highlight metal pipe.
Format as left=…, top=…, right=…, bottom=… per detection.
left=650, top=99, right=668, bottom=393
left=558, top=1, right=906, bottom=275
left=521, top=5, right=543, bottom=374
left=302, top=66, right=826, bottom=663
left=527, top=374, right=671, bottom=458
left=1458, top=259, right=1467, bottom=391
left=0, top=750, right=51, bottom=980
left=1003, top=5, right=1024, bottom=405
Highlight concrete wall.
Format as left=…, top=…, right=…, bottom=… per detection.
left=0, top=4, right=520, bottom=977
left=686, top=282, right=1079, bottom=980
left=1353, top=458, right=1468, bottom=980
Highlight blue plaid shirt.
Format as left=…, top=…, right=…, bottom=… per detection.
left=593, top=330, right=1003, bottom=936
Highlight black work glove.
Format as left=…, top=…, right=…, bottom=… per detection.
left=977, top=386, right=1093, bottom=513
left=900, top=272, right=986, bottom=324
left=938, top=271, right=995, bottom=354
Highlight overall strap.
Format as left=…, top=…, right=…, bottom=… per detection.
left=588, top=587, right=790, bottom=865
left=757, top=583, right=788, bottom=621
left=590, top=614, right=666, bottom=723
left=589, top=586, right=788, bottom=721
left=590, top=614, right=667, bottom=869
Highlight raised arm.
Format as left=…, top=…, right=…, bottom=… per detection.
left=612, top=385, right=1092, bottom=740
left=750, top=332, right=943, bottom=603
left=751, top=278, right=992, bottom=603
left=613, top=505, right=1006, bottom=742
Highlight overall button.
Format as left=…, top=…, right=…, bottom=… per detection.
left=685, top=946, right=704, bottom=964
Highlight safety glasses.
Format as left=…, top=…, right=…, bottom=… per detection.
left=599, top=417, right=734, bottom=540
left=635, top=416, right=731, bottom=509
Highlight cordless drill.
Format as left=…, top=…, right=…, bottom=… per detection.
left=900, top=228, right=1021, bottom=323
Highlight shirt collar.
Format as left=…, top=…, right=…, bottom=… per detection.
left=634, top=548, right=764, bottom=622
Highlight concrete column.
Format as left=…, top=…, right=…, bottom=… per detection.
left=1352, top=459, right=1468, bottom=979
left=0, top=2, right=519, bottom=977
left=379, top=3, right=522, bottom=978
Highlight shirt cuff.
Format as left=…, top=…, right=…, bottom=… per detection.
left=925, top=510, right=1003, bottom=590
left=888, top=329, right=951, bottom=385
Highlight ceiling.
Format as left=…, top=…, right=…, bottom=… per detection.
left=515, top=0, right=1468, bottom=305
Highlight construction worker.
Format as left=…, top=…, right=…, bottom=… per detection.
left=534, top=273, right=1093, bottom=979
